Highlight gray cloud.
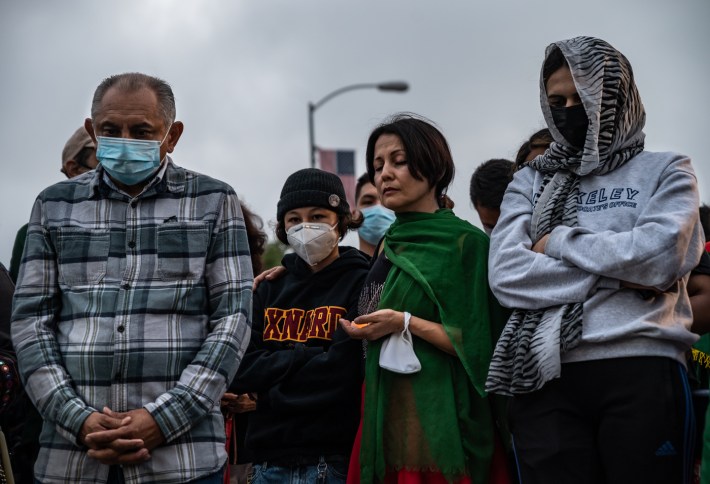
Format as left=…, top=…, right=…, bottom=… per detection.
left=1, top=0, right=708, bottom=264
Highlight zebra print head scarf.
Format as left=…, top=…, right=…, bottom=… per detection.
left=532, top=36, right=646, bottom=176
left=486, top=37, right=646, bottom=396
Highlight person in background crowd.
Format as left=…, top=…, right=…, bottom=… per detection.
left=701, top=205, right=710, bottom=253
left=239, top=202, right=267, bottom=277
left=690, top=224, right=710, bottom=335
left=221, top=201, right=266, bottom=484
left=231, top=168, right=369, bottom=484
left=486, top=36, right=704, bottom=484
left=9, top=126, right=98, bottom=283
left=341, top=114, right=511, bottom=484
left=0, top=263, right=24, bottom=483
left=59, top=126, right=100, bottom=178
left=12, top=72, right=253, bottom=484
left=5, top=125, right=100, bottom=483
left=469, top=159, right=514, bottom=235
left=353, top=173, right=395, bottom=257
left=471, top=130, right=556, bottom=235
left=513, top=128, right=554, bottom=171
left=690, top=205, right=710, bottom=484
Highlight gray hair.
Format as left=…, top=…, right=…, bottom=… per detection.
left=90, top=73, right=176, bottom=128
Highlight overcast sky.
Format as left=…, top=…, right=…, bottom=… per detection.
left=1, top=0, right=708, bottom=265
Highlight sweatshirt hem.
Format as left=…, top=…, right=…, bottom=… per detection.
left=561, top=337, right=690, bottom=367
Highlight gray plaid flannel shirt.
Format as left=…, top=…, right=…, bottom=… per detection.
left=11, top=160, right=253, bottom=483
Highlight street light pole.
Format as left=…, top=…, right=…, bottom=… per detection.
left=308, top=81, right=409, bottom=168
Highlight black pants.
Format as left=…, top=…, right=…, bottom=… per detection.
left=509, top=357, right=694, bottom=484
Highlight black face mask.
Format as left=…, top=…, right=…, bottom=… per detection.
left=550, top=103, right=588, bottom=149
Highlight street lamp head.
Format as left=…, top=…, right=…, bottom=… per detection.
left=309, top=80, right=410, bottom=168
left=376, top=81, right=409, bottom=92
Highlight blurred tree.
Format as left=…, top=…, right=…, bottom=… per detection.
left=262, top=241, right=287, bottom=270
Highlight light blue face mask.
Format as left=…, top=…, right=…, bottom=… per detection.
left=359, top=205, right=396, bottom=244
left=96, top=127, right=171, bottom=186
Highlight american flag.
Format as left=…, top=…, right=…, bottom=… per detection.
left=318, top=148, right=356, bottom=209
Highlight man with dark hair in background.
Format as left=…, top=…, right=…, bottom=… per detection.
left=469, top=158, right=514, bottom=235
left=352, top=173, right=395, bottom=257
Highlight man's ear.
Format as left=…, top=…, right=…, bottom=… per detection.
left=84, top=118, right=97, bottom=143
left=165, top=121, right=184, bottom=153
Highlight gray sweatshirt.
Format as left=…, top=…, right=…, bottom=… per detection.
left=489, top=151, right=704, bottom=365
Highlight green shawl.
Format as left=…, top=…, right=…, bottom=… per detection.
left=360, top=209, right=509, bottom=483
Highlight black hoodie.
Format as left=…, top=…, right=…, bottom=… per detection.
left=231, top=245, right=369, bottom=462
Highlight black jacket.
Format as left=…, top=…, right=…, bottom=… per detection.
left=231, top=245, right=369, bottom=461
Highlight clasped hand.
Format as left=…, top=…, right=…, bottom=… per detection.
left=80, top=407, right=165, bottom=465
left=339, top=309, right=405, bottom=340
left=221, top=393, right=257, bottom=414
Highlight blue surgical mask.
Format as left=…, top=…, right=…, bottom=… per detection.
left=96, top=127, right=171, bottom=186
left=359, top=205, right=396, bottom=245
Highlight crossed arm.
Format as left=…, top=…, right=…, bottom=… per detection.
left=489, top=160, right=703, bottom=308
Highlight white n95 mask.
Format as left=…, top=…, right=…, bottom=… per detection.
left=286, top=222, right=338, bottom=266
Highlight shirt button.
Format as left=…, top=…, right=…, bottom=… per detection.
left=130, top=201, right=137, bottom=208
left=115, top=373, right=121, bottom=380
left=128, top=241, right=136, bottom=248
left=121, top=283, right=130, bottom=290
left=117, top=325, right=125, bottom=333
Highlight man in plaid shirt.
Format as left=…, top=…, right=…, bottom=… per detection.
left=11, top=73, right=253, bottom=484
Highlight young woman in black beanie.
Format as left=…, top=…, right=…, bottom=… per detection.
left=230, top=168, right=370, bottom=484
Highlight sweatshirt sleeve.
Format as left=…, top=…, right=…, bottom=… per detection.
left=488, top=168, right=617, bottom=310
left=544, top=154, right=703, bottom=290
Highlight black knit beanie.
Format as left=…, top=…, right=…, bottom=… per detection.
left=277, top=168, right=349, bottom=222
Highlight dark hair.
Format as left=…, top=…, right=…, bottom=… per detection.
left=700, top=204, right=710, bottom=242
left=515, top=128, right=554, bottom=169
left=91, top=73, right=176, bottom=129
left=365, top=114, right=455, bottom=209
left=469, top=159, right=515, bottom=210
left=355, top=173, right=373, bottom=204
left=543, top=46, right=568, bottom=86
left=240, top=202, right=267, bottom=275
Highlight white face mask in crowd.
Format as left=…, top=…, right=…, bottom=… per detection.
left=286, top=222, right=339, bottom=266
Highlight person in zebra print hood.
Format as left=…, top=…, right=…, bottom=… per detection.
left=486, top=36, right=704, bottom=483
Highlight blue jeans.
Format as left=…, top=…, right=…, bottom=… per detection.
left=250, top=456, right=348, bottom=484
left=104, top=465, right=225, bottom=483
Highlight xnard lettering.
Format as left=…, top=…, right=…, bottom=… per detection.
left=263, top=306, right=346, bottom=342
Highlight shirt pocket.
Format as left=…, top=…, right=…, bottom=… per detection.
left=157, top=222, right=210, bottom=281
left=57, top=228, right=109, bottom=286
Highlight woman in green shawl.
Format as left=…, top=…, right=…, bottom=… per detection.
left=340, top=115, right=511, bottom=484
